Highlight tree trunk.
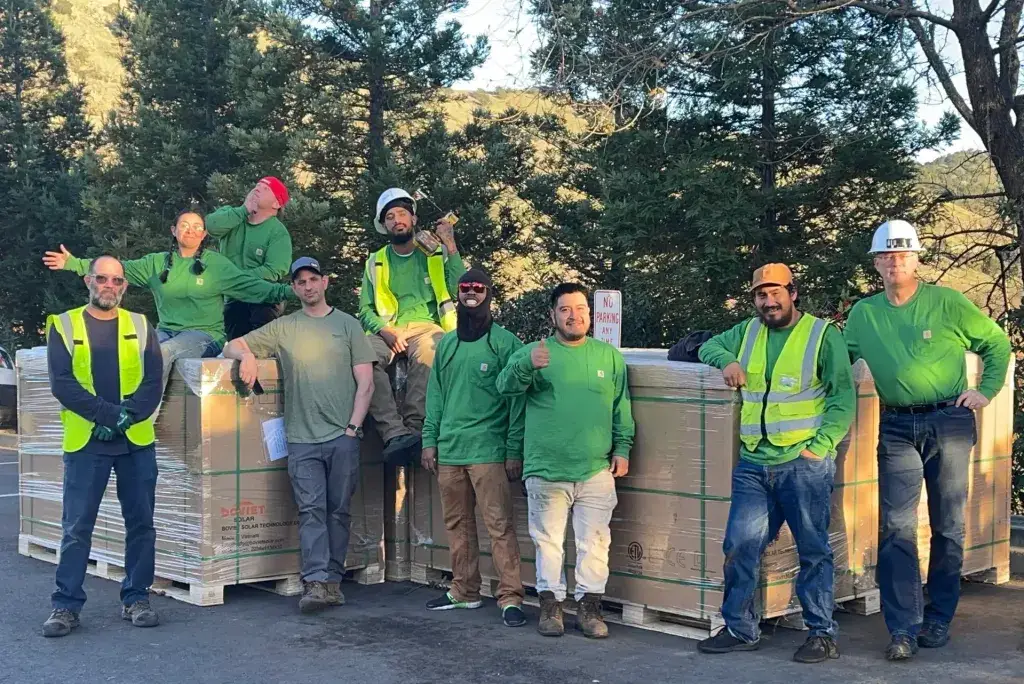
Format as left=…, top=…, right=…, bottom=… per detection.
left=367, top=0, right=387, bottom=178
left=759, top=25, right=777, bottom=237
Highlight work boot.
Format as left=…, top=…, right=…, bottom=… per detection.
left=326, top=582, right=345, bottom=607
left=299, top=581, right=329, bottom=614
left=697, top=629, right=760, bottom=654
left=576, top=593, right=609, bottom=639
left=121, top=600, right=159, bottom=628
left=885, top=633, right=919, bottom=661
left=917, top=620, right=950, bottom=648
left=537, top=591, right=564, bottom=637
left=42, top=609, right=80, bottom=638
left=793, top=635, right=840, bottom=663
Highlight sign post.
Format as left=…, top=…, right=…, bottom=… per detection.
left=594, top=290, right=622, bottom=348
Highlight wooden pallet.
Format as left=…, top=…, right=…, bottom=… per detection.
left=17, top=534, right=377, bottom=607
left=964, top=564, right=1011, bottom=585
left=410, top=563, right=451, bottom=588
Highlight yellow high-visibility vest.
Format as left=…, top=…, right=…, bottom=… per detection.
left=737, top=313, right=828, bottom=451
left=47, top=306, right=156, bottom=453
left=365, top=246, right=457, bottom=332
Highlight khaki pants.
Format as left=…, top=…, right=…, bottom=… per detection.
left=438, top=463, right=524, bottom=608
left=367, top=322, right=444, bottom=443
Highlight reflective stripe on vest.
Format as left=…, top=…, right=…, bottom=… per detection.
left=46, top=306, right=156, bottom=453
left=737, top=314, right=828, bottom=450
left=366, top=246, right=457, bottom=333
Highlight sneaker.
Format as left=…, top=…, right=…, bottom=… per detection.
left=502, top=604, right=527, bottom=627
left=42, top=609, right=80, bottom=638
left=885, top=633, right=919, bottom=661
left=383, top=433, right=422, bottom=465
left=917, top=620, right=950, bottom=648
left=121, top=600, right=159, bottom=628
left=299, top=581, right=330, bottom=614
left=793, top=635, right=840, bottom=663
left=425, top=591, right=483, bottom=611
left=326, top=582, right=345, bottom=607
left=537, top=591, right=564, bottom=636
left=697, top=628, right=760, bottom=654
left=575, top=593, right=609, bottom=639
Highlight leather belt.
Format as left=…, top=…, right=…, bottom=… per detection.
left=882, top=399, right=957, bottom=415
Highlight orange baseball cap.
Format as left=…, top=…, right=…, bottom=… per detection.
left=750, top=263, right=793, bottom=292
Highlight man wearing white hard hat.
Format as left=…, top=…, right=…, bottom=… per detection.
left=359, top=188, right=466, bottom=463
left=844, top=220, right=1010, bottom=662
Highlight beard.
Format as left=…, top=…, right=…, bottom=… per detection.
left=556, top=321, right=588, bottom=341
left=758, top=305, right=795, bottom=329
left=301, top=290, right=323, bottom=306
left=390, top=230, right=413, bottom=245
left=90, top=290, right=122, bottom=311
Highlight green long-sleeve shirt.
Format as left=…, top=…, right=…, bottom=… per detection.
left=844, top=283, right=1012, bottom=406
left=358, top=246, right=466, bottom=333
left=205, top=206, right=293, bottom=283
left=65, top=251, right=294, bottom=343
left=699, top=316, right=855, bottom=465
left=496, top=336, right=635, bottom=483
left=422, top=325, right=526, bottom=465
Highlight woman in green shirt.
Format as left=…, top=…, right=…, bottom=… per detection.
left=43, top=210, right=294, bottom=392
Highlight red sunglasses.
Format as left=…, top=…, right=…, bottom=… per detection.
left=458, top=283, right=487, bottom=294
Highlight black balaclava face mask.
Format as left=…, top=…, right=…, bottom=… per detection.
left=456, top=268, right=494, bottom=342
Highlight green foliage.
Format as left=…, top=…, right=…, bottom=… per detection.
left=0, top=0, right=93, bottom=347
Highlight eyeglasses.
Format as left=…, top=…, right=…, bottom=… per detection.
left=458, top=283, right=487, bottom=294
left=91, top=275, right=126, bottom=286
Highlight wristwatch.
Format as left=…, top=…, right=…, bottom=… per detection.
left=346, top=424, right=363, bottom=439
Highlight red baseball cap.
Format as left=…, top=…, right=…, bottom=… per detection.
left=259, top=176, right=290, bottom=208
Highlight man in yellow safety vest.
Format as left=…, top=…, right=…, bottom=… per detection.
left=41, top=256, right=164, bottom=638
left=359, top=188, right=466, bottom=463
left=696, top=263, right=855, bottom=664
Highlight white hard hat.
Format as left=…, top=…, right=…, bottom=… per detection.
left=373, top=188, right=416, bottom=235
left=869, top=219, right=923, bottom=254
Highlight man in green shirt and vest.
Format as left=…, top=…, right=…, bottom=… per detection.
left=420, top=268, right=527, bottom=627
left=496, top=282, right=635, bottom=640
left=697, top=263, right=855, bottom=664
left=42, top=256, right=164, bottom=637
left=359, top=188, right=466, bottom=463
left=844, top=220, right=1011, bottom=662
left=206, top=176, right=294, bottom=339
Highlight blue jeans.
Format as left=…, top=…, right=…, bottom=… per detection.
left=876, top=405, right=976, bottom=637
left=721, top=456, right=837, bottom=642
left=156, top=329, right=221, bottom=390
left=52, top=447, right=158, bottom=611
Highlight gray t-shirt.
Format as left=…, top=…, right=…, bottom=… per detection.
left=244, top=308, right=376, bottom=444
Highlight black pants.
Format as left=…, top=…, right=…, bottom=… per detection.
left=223, top=301, right=283, bottom=340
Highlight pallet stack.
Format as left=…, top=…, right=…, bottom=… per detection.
left=17, top=349, right=385, bottom=606
left=404, top=351, right=1013, bottom=638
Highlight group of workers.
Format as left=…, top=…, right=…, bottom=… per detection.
left=35, top=183, right=1011, bottom=667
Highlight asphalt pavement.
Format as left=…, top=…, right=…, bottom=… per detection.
left=1, top=445, right=1022, bottom=684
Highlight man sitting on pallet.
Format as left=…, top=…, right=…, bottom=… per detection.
left=696, top=263, right=855, bottom=664
left=42, top=256, right=164, bottom=637
left=224, top=257, right=375, bottom=614
left=359, top=188, right=466, bottom=464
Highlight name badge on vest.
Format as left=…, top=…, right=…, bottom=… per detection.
left=778, top=375, right=797, bottom=389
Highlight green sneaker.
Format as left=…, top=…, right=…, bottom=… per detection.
left=425, top=591, right=483, bottom=611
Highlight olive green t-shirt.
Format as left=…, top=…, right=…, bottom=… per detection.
left=243, top=308, right=376, bottom=444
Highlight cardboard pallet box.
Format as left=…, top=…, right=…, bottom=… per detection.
left=17, top=349, right=385, bottom=597
left=408, top=349, right=1012, bottom=627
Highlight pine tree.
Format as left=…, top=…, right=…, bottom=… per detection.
left=520, top=2, right=956, bottom=345
left=0, top=0, right=93, bottom=348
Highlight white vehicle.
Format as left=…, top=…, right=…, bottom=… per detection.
left=0, top=346, right=14, bottom=425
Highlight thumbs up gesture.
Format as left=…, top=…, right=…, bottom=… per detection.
left=531, top=338, right=550, bottom=369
